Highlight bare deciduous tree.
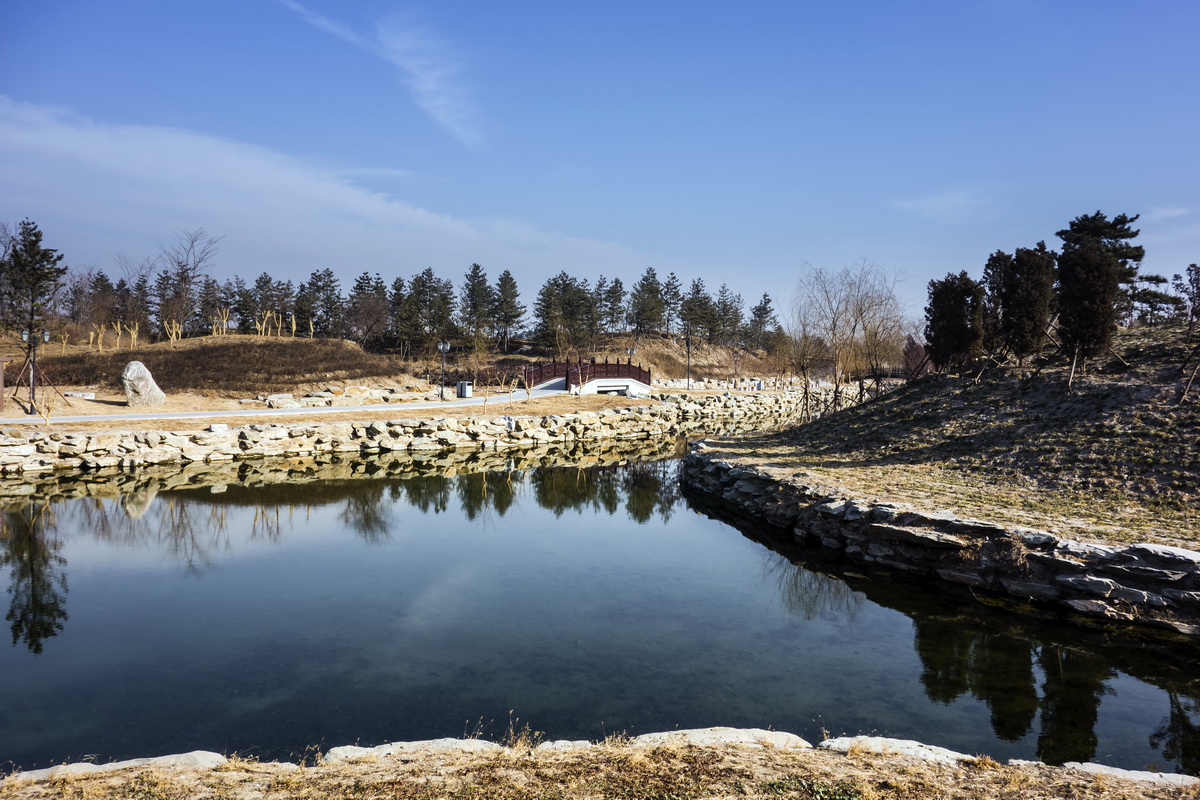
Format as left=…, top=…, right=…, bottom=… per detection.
left=793, top=260, right=905, bottom=402
left=153, top=229, right=223, bottom=339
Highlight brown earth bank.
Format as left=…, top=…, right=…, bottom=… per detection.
left=0, top=391, right=652, bottom=434
left=698, top=324, right=1200, bottom=550
left=2, top=330, right=777, bottom=403
left=2, top=734, right=1195, bottom=800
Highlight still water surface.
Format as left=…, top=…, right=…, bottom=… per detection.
left=2, top=457, right=1197, bottom=774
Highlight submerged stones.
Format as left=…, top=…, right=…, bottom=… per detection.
left=680, top=448, right=1200, bottom=638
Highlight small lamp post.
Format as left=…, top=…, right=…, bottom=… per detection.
left=21, top=328, right=51, bottom=413
left=437, top=340, right=450, bottom=401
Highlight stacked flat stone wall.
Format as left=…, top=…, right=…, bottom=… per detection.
left=0, top=391, right=827, bottom=477
left=682, top=447, right=1200, bottom=637
left=0, top=437, right=687, bottom=507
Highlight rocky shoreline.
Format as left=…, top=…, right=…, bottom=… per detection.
left=3, top=728, right=1193, bottom=790
left=0, top=390, right=850, bottom=476
left=681, top=444, right=1200, bottom=638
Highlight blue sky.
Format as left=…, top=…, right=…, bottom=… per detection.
left=2, top=0, right=1198, bottom=320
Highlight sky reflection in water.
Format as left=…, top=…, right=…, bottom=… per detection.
left=1, top=457, right=1197, bottom=775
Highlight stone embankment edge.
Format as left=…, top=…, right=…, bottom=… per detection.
left=681, top=444, right=1200, bottom=638
left=5, top=728, right=1192, bottom=788
left=0, top=391, right=842, bottom=476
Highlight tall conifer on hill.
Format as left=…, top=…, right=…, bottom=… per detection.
left=1055, top=211, right=1139, bottom=373
left=491, top=269, right=524, bottom=353
left=924, top=271, right=984, bottom=371
left=628, top=267, right=665, bottom=335
left=0, top=219, right=67, bottom=339
left=1002, top=241, right=1056, bottom=363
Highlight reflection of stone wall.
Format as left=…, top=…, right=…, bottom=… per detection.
left=681, top=447, right=1200, bottom=638
left=1, top=437, right=688, bottom=508
left=0, top=391, right=839, bottom=479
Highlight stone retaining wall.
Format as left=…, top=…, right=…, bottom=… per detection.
left=0, top=436, right=688, bottom=507
left=0, top=391, right=827, bottom=477
left=681, top=446, right=1200, bottom=637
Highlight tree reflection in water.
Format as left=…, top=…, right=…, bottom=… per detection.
left=765, top=553, right=1200, bottom=770
left=6, top=453, right=1200, bottom=773
left=530, top=460, right=678, bottom=523
left=1, top=503, right=68, bottom=655
left=1153, top=692, right=1200, bottom=775
left=763, top=551, right=864, bottom=622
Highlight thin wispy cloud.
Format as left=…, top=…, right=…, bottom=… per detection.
left=892, top=188, right=989, bottom=224
left=0, top=97, right=639, bottom=288
left=276, top=0, right=364, bottom=48
left=278, top=0, right=483, bottom=150
left=1144, top=206, right=1192, bottom=222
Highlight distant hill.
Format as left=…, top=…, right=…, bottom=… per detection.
left=24, top=330, right=779, bottom=396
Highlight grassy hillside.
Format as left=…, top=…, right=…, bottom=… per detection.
left=15, top=331, right=778, bottom=397
left=717, top=324, right=1200, bottom=546
left=36, top=337, right=418, bottom=396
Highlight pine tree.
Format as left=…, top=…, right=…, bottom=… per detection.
left=114, top=273, right=153, bottom=335
left=627, top=267, right=665, bottom=334
left=491, top=270, right=525, bottom=353
left=1057, top=242, right=1119, bottom=361
left=746, top=293, right=777, bottom=351
left=714, top=284, right=744, bottom=346
left=602, top=277, right=626, bottom=334
left=680, top=278, right=717, bottom=342
left=0, top=219, right=67, bottom=336
left=407, top=267, right=457, bottom=351
left=1173, top=264, right=1200, bottom=341
left=594, top=275, right=609, bottom=331
left=924, top=271, right=984, bottom=371
left=296, top=268, right=343, bottom=337
left=533, top=272, right=592, bottom=357
left=661, top=272, right=683, bottom=334
left=1056, top=211, right=1144, bottom=322
left=980, top=250, right=1013, bottom=354
left=345, top=272, right=390, bottom=345
left=1001, top=241, right=1056, bottom=362
left=153, top=229, right=221, bottom=338
left=196, top=276, right=226, bottom=334
left=388, top=277, right=417, bottom=355
left=458, top=263, right=496, bottom=352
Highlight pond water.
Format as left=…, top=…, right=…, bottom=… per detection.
left=1, top=453, right=1197, bottom=775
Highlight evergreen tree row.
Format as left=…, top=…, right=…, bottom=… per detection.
left=2, top=223, right=780, bottom=360
left=924, top=211, right=1197, bottom=375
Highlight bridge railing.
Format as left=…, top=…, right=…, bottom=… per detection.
left=524, top=358, right=651, bottom=390
left=523, top=361, right=569, bottom=388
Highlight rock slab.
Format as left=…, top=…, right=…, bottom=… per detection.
left=122, top=361, right=166, bottom=408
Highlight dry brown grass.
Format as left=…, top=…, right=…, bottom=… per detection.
left=709, top=324, right=1200, bottom=548
left=1, top=742, right=1191, bottom=800
left=0, top=393, right=653, bottom=435
left=39, top=336, right=417, bottom=395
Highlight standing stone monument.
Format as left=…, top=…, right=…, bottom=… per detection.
left=122, top=361, right=166, bottom=408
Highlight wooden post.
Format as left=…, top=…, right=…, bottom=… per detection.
left=0, top=357, right=11, bottom=412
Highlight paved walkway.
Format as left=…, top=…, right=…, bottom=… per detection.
left=0, top=389, right=567, bottom=426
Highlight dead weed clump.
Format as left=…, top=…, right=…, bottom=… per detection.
left=3, top=744, right=1193, bottom=800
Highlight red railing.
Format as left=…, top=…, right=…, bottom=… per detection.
left=525, top=358, right=651, bottom=390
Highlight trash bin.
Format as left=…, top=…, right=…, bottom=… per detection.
left=456, top=381, right=473, bottom=398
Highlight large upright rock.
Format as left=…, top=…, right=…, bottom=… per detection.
left=122, top=361, right=165, bottom=408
